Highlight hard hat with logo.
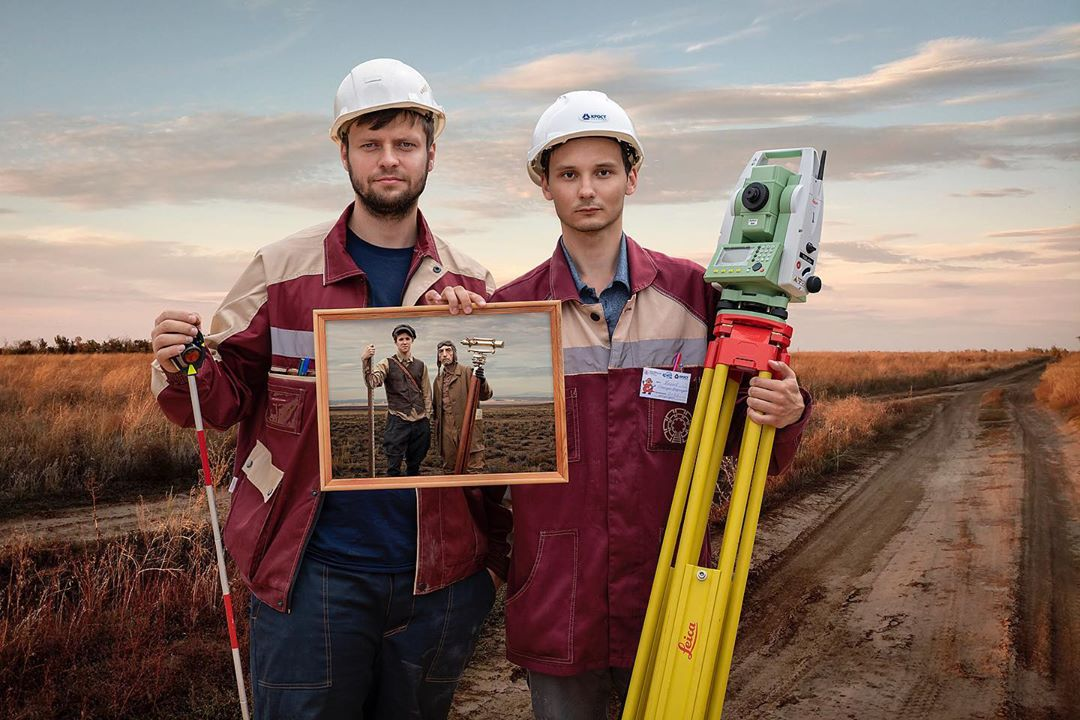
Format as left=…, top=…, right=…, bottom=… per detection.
left=526, top=90, right=644, bottom=186
left=331, top=59, right=446, bottom=143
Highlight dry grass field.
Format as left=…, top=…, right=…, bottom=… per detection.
left=1, top=494, right=248, bottom=719
left=1035, top=351, right=1080, bottom=428
left=329, top=404, right=556, bottom=478
left=0, top=349, right=1057, bottom=719
left=0, top=355, right=234, bottom=518
left=789, top=349, right=1046, bottom=400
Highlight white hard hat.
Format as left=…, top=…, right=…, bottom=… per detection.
left=526, top=90, right=644, bottom=186
left=331, top=58, right=446, bottom=143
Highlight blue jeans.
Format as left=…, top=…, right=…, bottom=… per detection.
left=250, top=557, right=495, bottom=719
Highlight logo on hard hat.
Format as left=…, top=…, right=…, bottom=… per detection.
left=581, top=113, right=607, bottom=122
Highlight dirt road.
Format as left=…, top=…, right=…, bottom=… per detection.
left=719, top=363, right=1079, bottom=719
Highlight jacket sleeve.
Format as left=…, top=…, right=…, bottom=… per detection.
left=365, top=357, right=388, bottom=388
left=421, top=363, right=432, bottom=418
left=150, top=252, right=272, bottom=431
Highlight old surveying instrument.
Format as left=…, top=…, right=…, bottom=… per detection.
left=453, top=336, right=504, bottom=474
left=624, top=147, right=826, bottom=720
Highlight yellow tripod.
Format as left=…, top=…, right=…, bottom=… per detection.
left=623, top=312, right=793, bottom=720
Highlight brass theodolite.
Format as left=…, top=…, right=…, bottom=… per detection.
left=454, top=337, right=504, bottom=474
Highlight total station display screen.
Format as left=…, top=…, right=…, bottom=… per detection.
left=718, top=247, right=753, bottom=264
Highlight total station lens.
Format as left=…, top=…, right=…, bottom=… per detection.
left=742, top=182, right=769, bottom=212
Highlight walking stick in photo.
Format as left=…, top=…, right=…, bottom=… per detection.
left=367, top=383, right=376, bottom=477
left=453, top=337, right=503, bottom=474
left=624, top=148, right=826, bottom=720
left=173, top=332, right=251, bottom=720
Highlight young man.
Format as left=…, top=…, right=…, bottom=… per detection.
left=150, top=59, right=509, bottom=720
left=362, top=323, right=432, bottom=477
left=490, top=91, right=812, bottom=720
left=431, top=339, right=493, bottom=473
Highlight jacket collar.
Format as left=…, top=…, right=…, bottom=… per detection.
left=439, top=362, right=464, bottom=379
left=548, top=233, right=657, bottom=302
left=323, top=203, right=442, bottom=285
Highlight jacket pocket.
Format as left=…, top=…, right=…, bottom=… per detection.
left=565, top=388, right=581, bottom=463
left=265, top=376, right=308, bottom=435
left=505, top=529, right=578, bottom=664
left=242, top=440, right=283, bottom=502
left=223, top=440, right=283, bottom=581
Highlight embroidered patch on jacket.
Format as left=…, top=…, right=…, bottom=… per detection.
left=662, top=408, right=692, bottom=444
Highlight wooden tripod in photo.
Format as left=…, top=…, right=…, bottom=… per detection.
left=454, top=337, right=504, bottom=474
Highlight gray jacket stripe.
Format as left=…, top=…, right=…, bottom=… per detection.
left=270, top=327, right=315, bottom=359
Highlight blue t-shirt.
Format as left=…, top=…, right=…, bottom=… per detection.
left=304, top=228, right=418, bottom=572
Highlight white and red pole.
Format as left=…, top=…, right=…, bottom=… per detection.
left=184, top=361, right=250, bottom=720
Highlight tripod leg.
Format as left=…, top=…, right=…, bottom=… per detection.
left=667, top=388, right=764, bottom=717
left=625, top=360, right=719, bottom=719
left=708, top=395, right=776, bottom=720
left=645, top=368, right=750, bottom=719
left=683, top=376, right=742, bottom=561
left=453, top=375, right=479, bottom=474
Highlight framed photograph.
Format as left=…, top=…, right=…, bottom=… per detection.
left=313, top=300, right=568, bottom=490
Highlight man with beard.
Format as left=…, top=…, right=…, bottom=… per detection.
left=362, top=323, right=432, bottom=478
left=432, top=339, right=493, bottom=473
left=149, top=59, right=509, bottom=720
left=490, top=91, right=812, bottom=719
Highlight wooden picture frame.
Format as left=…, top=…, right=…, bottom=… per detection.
left=313, top=300, right=568, bottom=490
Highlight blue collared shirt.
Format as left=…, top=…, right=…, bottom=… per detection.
left=561, top=235, right=632, bottom=338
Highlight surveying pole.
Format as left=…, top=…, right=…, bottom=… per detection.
left=173, top=333, right=251, bottom=720
left=623, top=148, right=825, bottom=720
left=453, top=337, right=503, bottom=474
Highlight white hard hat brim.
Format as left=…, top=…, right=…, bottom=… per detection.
left=526, top=128, right=644, bottom=186
left=331, top=101, right=447, bottom=143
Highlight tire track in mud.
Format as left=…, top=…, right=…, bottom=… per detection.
left=722, top=364, right=1079, bottom=719
left=1006, top=380, right=1080, bottom=718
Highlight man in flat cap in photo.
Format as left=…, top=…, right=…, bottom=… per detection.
left=363, top=323, right=432, bottom=477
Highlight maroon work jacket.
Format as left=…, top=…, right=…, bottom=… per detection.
left=491, top=237, right=811, bottom=674
left=152, top=205, right=509, bottom=611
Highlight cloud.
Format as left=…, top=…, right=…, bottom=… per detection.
left=0, top=229, right=250, bottom=305
left=639, top=26, right=1080, bottom=126
left=686, top=18, right=769, bottom=53
left=0, top=208, right=14, bottom=214
left=986, top=223, right=1078, bottom=251
left=950, top=187, right=1034, bottom=198
left=950, top=249, right=1038, bottom=262
left=2, top=25, right=1077, bottom=215
left=484, top=24, right=1078, bottom=125
left=830, top=33, right=865, bottom=45
left=0, top=112, right=346, bottom=210
left=986, top=223, right=1078, bottom=238
left=434, top=111, right=1080, bottom=220
left=825, top=241, right=916, bottom=264
left=482, top=51, right=647, bottom=93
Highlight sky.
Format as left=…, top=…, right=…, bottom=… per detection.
left=1, top=0, right=1077, bottom=351
left=325, top=310, right=555, bottom=405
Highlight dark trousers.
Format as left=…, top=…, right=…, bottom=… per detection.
left=528, top=668, right=633, bottom=720
left=383, top=415, right=431, bottom=476
left=250, top=557, right=496, bottom=720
